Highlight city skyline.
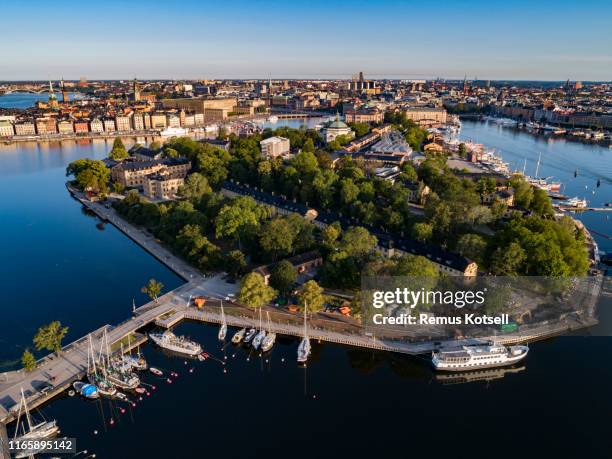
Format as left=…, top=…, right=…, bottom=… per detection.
left=4, top=0, right=612, bottom=81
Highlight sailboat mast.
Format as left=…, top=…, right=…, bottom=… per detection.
left=20, top=388, right=33, bottom=432
left=535, top=152, right=541, bottom=177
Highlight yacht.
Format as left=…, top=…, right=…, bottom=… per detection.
left=431, top=343, right=529, bottom=372
left=105, top=366, right=141, bottom=390
left=232, top=328, right=246, bottom=344
left=267, top=115, right=279, bottom=123
left=297, top=307, right=311, bottom=364
left=252, top=330, right=266, bottom=350
left=561, top=196, right=588, bottom=208
left=260, top=312, right=276, bottom=352
left=73, top=381, right=99, bottom=399
left=159, top=126, right=188, bottom=137
left=118, top=354, right=148, bottom=371
left=218, top=301, right=227, bottom=341
left=149, top=331, right=202, bottom=356
left=13, top=388, right=60, bottom=458
left=243, top=328, right=257, bottom=344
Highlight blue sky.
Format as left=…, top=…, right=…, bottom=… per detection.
left=3, top=0, right=611, bottom=81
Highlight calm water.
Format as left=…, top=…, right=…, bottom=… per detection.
left=0, top=92, right=83, bottom=109
left=1, top=123, right=611, bottom=458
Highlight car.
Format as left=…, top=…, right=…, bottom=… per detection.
left=38, top=383, right=54, bottom=395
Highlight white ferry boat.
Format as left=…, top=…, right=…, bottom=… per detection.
left=560, top=196, right=588, bottom=208
left=149, top=331, right=202, bottom=356
left=159, top=127, right=188, bottom=137
left=432, top=343, right=529, bottom=372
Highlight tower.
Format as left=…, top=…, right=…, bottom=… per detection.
left=60, top=77, right=68, bottom=103
left=133, top=78, right=141, bottom=102
left=463, top=75, right=468, bottom=94
left=48, top=80, right=58, bottom=109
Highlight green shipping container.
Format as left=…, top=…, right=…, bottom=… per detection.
left=501, top=323, right=518, bottom=333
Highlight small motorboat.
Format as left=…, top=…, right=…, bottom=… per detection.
left=73, top=381, right=99, bottom=399
left=115, top=392, right=129, bottom=402
left=134, top=387, right=146, bottom=394
left=150, top=367, right=163, bottom=376
left=243, top=328, right=257, bottom=344
left=231, top=328, right=246, bottom=344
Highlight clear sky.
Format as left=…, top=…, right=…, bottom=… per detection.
left=3, top=0, right=611, bottom=81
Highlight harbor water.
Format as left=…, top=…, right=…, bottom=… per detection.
left=0, top=117, right=611, bottom=458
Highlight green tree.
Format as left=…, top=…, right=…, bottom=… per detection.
left=66, top=159, right=110, bottom=194
left=215, top=197, right=269, bottom=247
left=456, top=233, right=487, bottom=264
left=225, top=250, right=247, bottom=279
left=269, top=260, right=297, bottom=295
left=458, top=143, right=468, bottom=158
left=340, top=178, right=360, bottom=206
left=238, top=272, right=276, bottom=308
left=490, top=242, right=526, bottom=275
left=530, top=188, right=554, bottom=217
left=298, top=280, right=325, bottom=312
left=411, top=222, right=433, bottom=242
left=149, top=141, right=162, bottom=151
left=21, top=349, right=37, bottom=372
left=112, top=181, right=125, bottom=194
left=259, top=218, right=295, bottom=260
left=303, top=138, right=315, bottom=153
left=109, top=137, right=128, bottom=160
left=339, top=226, right=377, bottom=259
left=178, top=173, right=212, bottom=201
left=33, top=321, right=69, bottom=355
left=141, top=278, right=164, bottom=301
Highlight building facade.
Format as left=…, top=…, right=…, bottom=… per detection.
left=260, top=136, right=290, bottom=158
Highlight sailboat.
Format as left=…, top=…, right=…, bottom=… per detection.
left=116, top=334, right=147, bottom=371
left=232, top=328, right=246, bottom=344
left=101, top=328, right=140, bottom=390
left=218, top=301, right=227, bottom=341
left=260, top=311, right=276, bottom=352
left=13, top=388, right=60, bottom=457
left=243, top=328, right=257, bottom=344
left=251, top=308, right=266, bottom=350
left=297, top=306, right=311, bottom=364
left=87, top=335, right=116, bottom=397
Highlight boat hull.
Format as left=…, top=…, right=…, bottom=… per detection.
left=432, top=348, right=528, bottom=372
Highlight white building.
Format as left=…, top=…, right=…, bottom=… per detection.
left=260, top=136, right=290, bottom=159
left=321, top=115, right=354, bottom=143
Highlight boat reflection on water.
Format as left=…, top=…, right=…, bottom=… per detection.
left=435, top=366, right=526, bottom=386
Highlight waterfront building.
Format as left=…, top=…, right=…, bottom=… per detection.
left=35, top=118, right=57, bottom=135
left=143, top=173, right=185, bottom=200
left=74, top=120, right=89, bottom=134
left=57, top=120, right=74, bottom=134
left=150, top=114, right=167, bottom=129
left=161, top=98, right=236, bottom=119
left=133, top=113, right=145, bottom=131
left=167, top=115, right=181, bottom=128
left=260, top=136, right=290, bottom=159
left=103, top=118, right=116, bottom=132
left=321, top=115, right=355, bottom=143
left=115, top=115, right=132, bottom=132
left=194, top=113, right=205, bottom=126
left=111, top=158, right=190, bottom=188
left=14, top=122, right=36, bottom=136
left=402, top=107, right=448, bottom=126
left=183, top=114, right=196, bottom=127
left=0, top=121, right=14, bottom=137
left=90, top=118, right=104, bottom=133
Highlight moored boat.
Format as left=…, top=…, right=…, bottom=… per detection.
left=231, top=328, right=246, bottom=344
left=243, top=328, right=257, bottom=344
left=149, top=331, right=202, bottom=356
left=73, top=381, right=99, bottom=399
left=431, top=343, right=528, bottom=372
